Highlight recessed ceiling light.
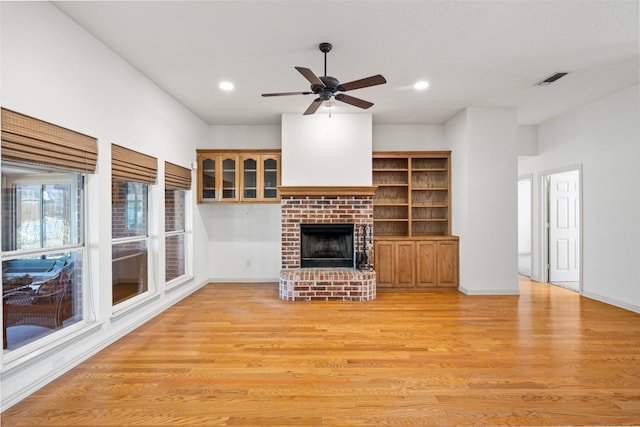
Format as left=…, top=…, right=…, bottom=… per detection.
left=414, top=81, right=429, bottom=90
left=219, top=81, right=234, bottom=91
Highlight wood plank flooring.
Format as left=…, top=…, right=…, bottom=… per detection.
left=3, top=276, right=640, bottom=426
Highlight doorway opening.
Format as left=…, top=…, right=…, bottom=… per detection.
left=542, top=167, right=582, bottom=293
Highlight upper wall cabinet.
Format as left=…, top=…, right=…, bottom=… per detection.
left=197, top=150, right=281, bottom=203
left=373, top=151, right=451, bottom=237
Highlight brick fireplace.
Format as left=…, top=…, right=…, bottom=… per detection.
left=279, top=186, right=376, bottom=301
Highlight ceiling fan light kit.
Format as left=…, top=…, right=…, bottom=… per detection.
left=262, top=42, right=387, bottom=115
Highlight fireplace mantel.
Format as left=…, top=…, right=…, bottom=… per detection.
left=278, top=186, right=377, bottom=197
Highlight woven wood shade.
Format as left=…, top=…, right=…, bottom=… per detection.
left=165, top=161, right=192, bottom=190
left=112, top=144, right=157, bottom=184
left=1, top=108, right=98, bottom=172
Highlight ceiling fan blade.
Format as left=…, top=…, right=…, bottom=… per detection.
left=335, top=93, right=374, bottom=109
left=295, top=66, right=325, bottom=87
left=337, top=74, right=387, bottom=92
left=303, top=98, right=323, bottom=115
left=262, top=91, right=313, bottom=97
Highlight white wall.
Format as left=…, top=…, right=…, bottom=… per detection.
left=447, top=108, right=520, bottom=295
left=517, top=125, right=538, bottom=156
left=207, top=125, right=281, bottom=150
left=281, top=113, right=372, bottom=186
left=1, top=2, right=210, bottom=409
left=199, top=125, right=282, bottom=281
left=373, top=124, right=447, bottom=151
left=517, top=178, right=532, bottom=254
left=518, top=85, right=640, bottom=313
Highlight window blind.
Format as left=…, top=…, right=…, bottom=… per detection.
left=1, top=108, right=98, bottom=172
left=164, top=161, right=192, bottom=190
left=112, top=144, right=157, bottom=184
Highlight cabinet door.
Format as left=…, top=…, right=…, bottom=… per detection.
left=199, top=155, right=218, bottom=202
left=241, top=155, right=260, bottom=201
left=394, top=241, right=415, bottom=287
left=261, top=154, right=280, bottom=201
left=374, top=241, right=394, bottom=288
left=416, top=240, right=437, bottom=287
left=436, top=240, right=459, bottom=287
left=220, top=155, right=239, bottom=202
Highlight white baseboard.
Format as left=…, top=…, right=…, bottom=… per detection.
left=582, top=290, right=640, bottom=314
left=458, top=286, right=520, bottom=295
left=209, top=277, right=279, bottom=283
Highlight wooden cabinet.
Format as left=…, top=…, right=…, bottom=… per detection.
left=260, top=154, right=280, bottom=202
left=197, top=150, right=280, bottom=203
left=436, top=239, right=459, bottom=286
left=373, top=241, right=394, bottom=287
left=415, top=240, right=436, bottom=287
left=374, top=237, right=459, bottom=289
left=372, top=151, right=458, bottom=290
left=373, top=152, right=451, bottom=237
left=395, top=241, right=415, bottom=287
left=220, top=154, right=239, bottom=202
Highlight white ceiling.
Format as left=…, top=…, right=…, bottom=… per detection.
left=53, top=1, right=639, bottom=126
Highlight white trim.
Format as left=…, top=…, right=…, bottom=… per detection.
left=210, top=277, right=279, bottom=283
left=2, top=321, right=103, bottom=373
left=582, top=291, right=640, bottom=314
left=458, top=286, right=520, bottom=295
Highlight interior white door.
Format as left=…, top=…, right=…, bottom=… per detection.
left=548, top=170, right=580, bottom=282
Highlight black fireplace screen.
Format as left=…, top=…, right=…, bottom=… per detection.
left=300, top=223, right=354, bottom=268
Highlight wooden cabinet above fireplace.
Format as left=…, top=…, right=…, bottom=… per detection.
left=196, top=149, right=281, bottom=203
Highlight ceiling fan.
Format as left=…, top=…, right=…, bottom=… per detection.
left=262, top=42, right=387, bottom=115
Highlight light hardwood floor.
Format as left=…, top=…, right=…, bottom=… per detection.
left=3, top=276, right=639, bottom=426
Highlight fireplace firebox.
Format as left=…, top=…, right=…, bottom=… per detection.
left=300, top=223, right=354, bottom=268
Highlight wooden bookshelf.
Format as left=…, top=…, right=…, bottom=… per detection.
left=372, top=151, right=458, bottom=289
left=373, top=151, right=451, bottom=237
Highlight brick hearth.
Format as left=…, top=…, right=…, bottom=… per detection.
left=279, top=186, right=376, bottom=302
left=279, top=268, right=376, bottom=302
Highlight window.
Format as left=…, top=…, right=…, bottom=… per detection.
left=164, top=161, right=191, bottom=283
left=111, top=144, right=157, bottom=307
left=2, top=165, right=85, bottom=350
left=1, top=108, right=96, bottom=352
left=165, top=188, right=186, bottom=281
left=112, top=180, right=149, bottom=305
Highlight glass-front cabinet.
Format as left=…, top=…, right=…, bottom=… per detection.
left=197, top=150, right=280, bottom=203
left=261, top=154, right=280, bottom=202
left=201, top=157, right=217, bottom=201
left=220, top=155, right=239, bottom=201
left=241, top=155, right=259, bottom=201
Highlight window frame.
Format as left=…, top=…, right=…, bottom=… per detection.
left=111, top=179, right=152, bottom=310
left=1, top=163, right=88, bottom=355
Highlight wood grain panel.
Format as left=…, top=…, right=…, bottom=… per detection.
left=416, top=240, right=436, bottom=287
left=374, top=241, right=394, bottom=288
left=436, top=239, right=459, bottom=287
left=394, top=241, right=415, bottom=287
left=3, top=277, right=640, bottom=426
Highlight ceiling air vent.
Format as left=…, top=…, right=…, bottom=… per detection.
left=534, top=72, right=569, bottom=86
